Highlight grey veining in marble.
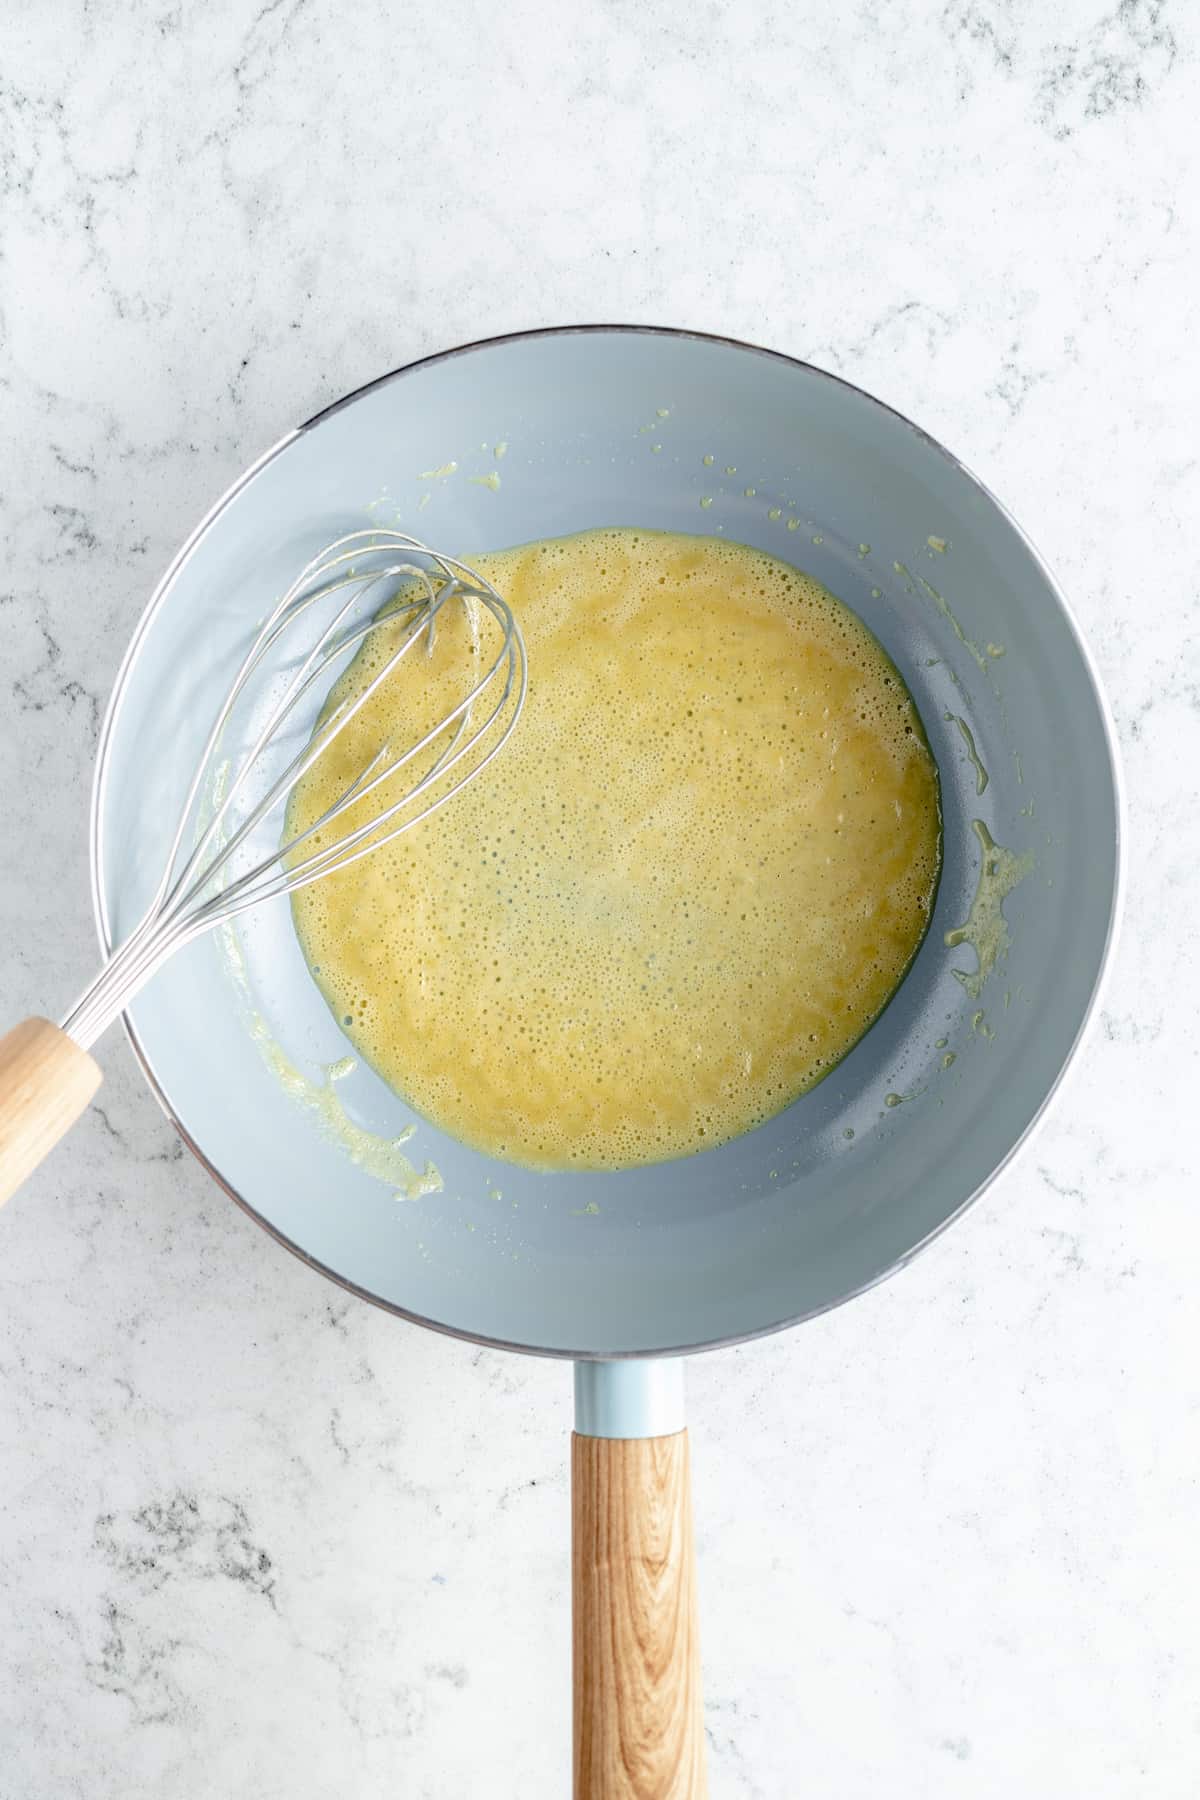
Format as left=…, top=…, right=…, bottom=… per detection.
left=1, top=1, right=1197, bottom=1795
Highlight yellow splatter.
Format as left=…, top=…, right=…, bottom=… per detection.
left=918, top=573, right=990, bottom=673
left=945, top=820, right=1034, bottom=1000
left=948, top=714, right=989, bottom=794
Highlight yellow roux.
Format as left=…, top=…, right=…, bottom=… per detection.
left=288, top=529, right=942, bottom=1171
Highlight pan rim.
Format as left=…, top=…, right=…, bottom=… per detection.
left=89, top=322, right=1126, bottom=1362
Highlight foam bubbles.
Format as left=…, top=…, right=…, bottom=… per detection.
left=288, top=528, right=942, bottom=1170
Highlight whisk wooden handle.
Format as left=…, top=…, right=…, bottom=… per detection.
left=0, top=1018, right=101, bottom=1207
left=573, top=1430, right=707, bottom=1799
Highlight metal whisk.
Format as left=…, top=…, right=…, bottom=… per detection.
left=62, top=530, right=527, bottom=1052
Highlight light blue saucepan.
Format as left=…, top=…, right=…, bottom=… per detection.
left=88, top=326, right=1121, bottom=1793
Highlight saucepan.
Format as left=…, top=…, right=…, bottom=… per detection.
left=82, top=326, right=1120, bottom=1794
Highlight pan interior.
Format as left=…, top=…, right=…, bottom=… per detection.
left=94, top=328, right=1120, bottom=1357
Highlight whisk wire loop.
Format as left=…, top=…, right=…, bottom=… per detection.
left=62, top=532, right=526, bottom=1051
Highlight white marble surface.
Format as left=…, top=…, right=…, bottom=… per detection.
left=1, top=1, right=1197, bottom=1794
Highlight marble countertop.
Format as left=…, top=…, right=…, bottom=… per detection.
left=2, top=2, right=1197, bottom=1794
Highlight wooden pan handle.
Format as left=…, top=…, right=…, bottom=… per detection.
left=572, top=1429, right=707, bottom=1799
left=0, top=1018, right=102, bottom=1206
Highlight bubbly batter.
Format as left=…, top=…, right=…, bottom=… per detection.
left=288, top=529, right=941, bottom=1170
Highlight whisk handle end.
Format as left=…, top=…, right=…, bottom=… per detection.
left=0, top=1018, right=102, bottom=1208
